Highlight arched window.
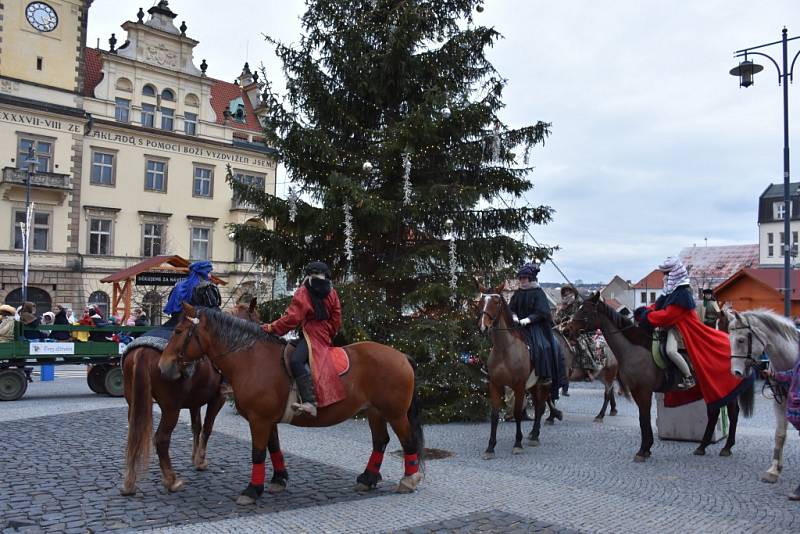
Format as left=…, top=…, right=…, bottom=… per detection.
left=4, top=287, right=52, bottom=315
left=184, top=93, right=200, bottom=107
left=115, top=77, right=132, bottom=92
left=88, top=291, right=110, bottom=319
left=142, top=84, right=157, bottom=97
left=142, top=291, right=163, bottom=326
left=161, top=88, right=175, bottom=101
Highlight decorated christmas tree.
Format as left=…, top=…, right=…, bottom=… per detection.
left=232, top=0, right=553, bottom=421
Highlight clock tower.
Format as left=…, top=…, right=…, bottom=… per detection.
left=0, top=0, right=90, bottom=92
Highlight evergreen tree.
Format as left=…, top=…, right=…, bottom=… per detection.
left=232, top=0, right=553, bottom=421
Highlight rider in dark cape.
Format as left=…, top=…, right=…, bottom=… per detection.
left=508, top=262, right=566, bottom=399
left=262, top=261, right=345, bottom=416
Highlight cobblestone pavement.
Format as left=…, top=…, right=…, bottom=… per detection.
left=1, top=377, right=798, bottom=533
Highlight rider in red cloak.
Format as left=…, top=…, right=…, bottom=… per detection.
left=262, top=261, right=345, bottom=416
left=638, top=257, right=753, bottom=408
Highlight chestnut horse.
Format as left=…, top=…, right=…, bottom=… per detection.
left=567, top=293, right=754, bottom=462
left=158, top=303, right=425, bottom=505
left=477, top=285, right=551, bottom=458
left=120, top=300, right=260, bottom=496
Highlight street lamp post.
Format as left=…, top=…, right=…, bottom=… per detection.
left=21, top=146, right=38, bottom=304
left=731, top=28, right=800, bottom=318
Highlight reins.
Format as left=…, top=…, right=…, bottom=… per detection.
left=728, top=315, right=787, bottom=404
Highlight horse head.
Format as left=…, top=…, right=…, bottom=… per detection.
left=477, top=281, right=506, bottom=334
left=230, top=297, right=260, bottom=323
left=566, top=291, right=601, bottom=337
left=728, top=309, right=771, bottom=378
left=159, top=303, right=210, bottom=379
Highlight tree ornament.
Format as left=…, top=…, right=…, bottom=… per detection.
left=343, top=201, right=354, bottom=262
left=449, top=237, right=458, bottom=303
left=476, top=5, right=484, bottom=13
left=362, top=161, right=374, bottom=173
left=287, top=187, right=298, bottom=222
left=399, top=101, right=409, bottom=115
left=491, top=121, right=502, bottom=162
left=402, top=152, right=412, bottom=206
left=441, top=106, right=452, bottom=119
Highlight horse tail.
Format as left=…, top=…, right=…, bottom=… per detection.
left=125, top=349, right=153, bottom=479
left=615, top=373, right=631, bottom=400
left=406, top=355, right=426, bottom=470
left=738, top=373, right=755, bottom=418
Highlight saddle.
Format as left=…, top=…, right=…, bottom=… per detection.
left=279, top=344, right=351, bottom=423
left=651, top=329, right=696, bottom=394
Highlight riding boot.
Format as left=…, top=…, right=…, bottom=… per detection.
left=292, top=374, right=318, bottom=417
left=677, top=374, right=696, bottom=390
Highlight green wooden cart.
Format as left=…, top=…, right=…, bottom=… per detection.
left=0, top=323, right=152, bottom=401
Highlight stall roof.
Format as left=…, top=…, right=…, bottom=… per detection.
left=100, top=255, right=226, bottom=285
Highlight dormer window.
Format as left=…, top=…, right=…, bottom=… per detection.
left=774, top=202, right=792, bottom=220
left=161, top=89, right=175, bottom=102
left=142, top=84, right=157, bottom=97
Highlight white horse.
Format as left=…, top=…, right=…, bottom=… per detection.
left=727, top=308, right=798, bottom=488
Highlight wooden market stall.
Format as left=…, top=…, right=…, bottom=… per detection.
left=100, top=255, right=226, bottom=321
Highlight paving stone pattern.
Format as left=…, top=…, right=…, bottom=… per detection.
left=389, top=510, right=581, bottom=534
left=0, top=407, right=390, bottom=533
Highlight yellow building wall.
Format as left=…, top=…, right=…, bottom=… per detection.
left=0, top=0, right=84, bottom=92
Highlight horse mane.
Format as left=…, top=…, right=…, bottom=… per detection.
left=739, top=308, right=799, bottom=342
left=199, top=307, right=286, bottom=352
left=497, top=294, right=527, bottom=343
left=596, top=300, right=651, bottom=347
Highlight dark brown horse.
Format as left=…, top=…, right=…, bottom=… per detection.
left=567, top=293, right=754, bottom=462
left=477, top=285, right=551, bottom=458
left=554, top=328, right=624, bottom=422
left=120, top=300, right=261, bottom=496
left=158, top=303, right=425, bottom=505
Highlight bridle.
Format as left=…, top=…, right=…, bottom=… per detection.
left=174, top=317, right=204, bottom=367
left=570, top=300, right=634, bottom=336
left=479, top=293, right=502, bottom=328
left=729, top=316, right=768, bottom=363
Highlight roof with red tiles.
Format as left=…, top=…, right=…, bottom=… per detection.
left=679, top=245, right=759, bottom=287
left=209, top=78, right=263, bottom=133
left=83, top=48, right=104, bottom=97
left=631, top=269, right=664, bottom=289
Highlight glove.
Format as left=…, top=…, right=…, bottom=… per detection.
left=512, top=314, right=520, bottom=324
left=519, top=318, right=531, bottom=326
left=261, top=323, right=273, bottom=333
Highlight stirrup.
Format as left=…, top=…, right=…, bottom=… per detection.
left=677, top=376, right=696, bottom=390
left=292, top=401, right=317, bottom=417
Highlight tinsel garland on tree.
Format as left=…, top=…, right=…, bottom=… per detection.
left=230, top=0, right=554, bottom=422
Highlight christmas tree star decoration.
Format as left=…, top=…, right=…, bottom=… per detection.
left=402, top=152, right=412, bottom=206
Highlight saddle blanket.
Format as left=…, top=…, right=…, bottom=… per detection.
left=120, top=335, right=197, bottom=379
left=281, top=347, right=350, bottom=423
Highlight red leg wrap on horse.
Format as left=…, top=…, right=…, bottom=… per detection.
left=251, top=463, right=265, bottom=486
left=367, top=451, right=384, bottom=474
left=270, top=451, right=286, bottom=472
left=403, top=453, right=419, bottom=476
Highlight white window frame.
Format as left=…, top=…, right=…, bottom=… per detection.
left=144, top=157, right=169, bottom=193
left=190, top=227, right=211, bottom=260
left=115, top=98, right=130, bottom=123
left=142, top=222, right=164, bottom=257
left=17, top=133, right=54, bottom=173
left=161, top=108, right=174, bottom=131
left=88, top=218, right=113, bottom=255
left=12, top=208, right=51, bottom=251
left=90, top=148, right=117, bottom=186
left=141, top=103, right=156, bottom=128
left=184, top=112, right=198, bottom=136
left=192, top=165, right=214, bottom=198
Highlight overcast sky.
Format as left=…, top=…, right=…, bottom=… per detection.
left=87, top=1, right=800, bottom=284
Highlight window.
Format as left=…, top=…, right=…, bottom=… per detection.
left=88, top=291, right=110, bottom=318
left=142, top=223, right=163, bottom=257
left=141, top=104, right=155, bottom=127
left=235, top=243, right=255, bottom=263
left=90, top=150, right=115, bottom=185
left=640, top=292, right=646, bottom=304
left=768, top=232, right=774, bottom=244
left=232, top=172, right=266, bottom=208
left=145, top=159, right=168, bottom=192
left=775, top=202, right=793, bottom=220
left=768, top=245, right=774, bottom=257
left=793, top=232, right=798, bottom=245
left=780, top=232, right=785, bottom=245
left=650, top=292, right=656, bottom=304
left=161, top=108, right=174, bottom=131
left=142, top=84, right=156, bottom=97
left=142, top=291, right=163, bottom=326
left=115, top=98, right=130, bottom=123
left=184, top=112, right=198, bottom=136
left=17, top=137, right=52, bottom=173
left=161, top=88, right=175, bottom=101
left=13, top=210, right=49, bottom=251
left=193, top=166, right=213, bottom=198
left=88, top=218, right=112, bottom=255
left=36, top=57, right=43, bottom=70
left=190, top=227, right=210, bottom=260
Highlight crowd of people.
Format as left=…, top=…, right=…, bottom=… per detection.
left=0, top=301, right=150, bottom=344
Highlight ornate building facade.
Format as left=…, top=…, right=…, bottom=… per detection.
left=0, top=1, right=275, bottom=323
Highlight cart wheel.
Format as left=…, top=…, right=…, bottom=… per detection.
left=87, top=365, right=108, bottom=394
left=103, top=366, right=124, bottom=397
left=0, top=368, right=28, bottom=401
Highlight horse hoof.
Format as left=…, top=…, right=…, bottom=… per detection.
left=512, top=446, right=524, bottom=455
left=268, top=482, right=287, bottom=494
left=120, top=486, right=136, bottom=497
left=528, top=439, right=540, bottom=447
left=633, top=455, right=646, bottom=463
left=761, top=472, right=779, bottom=484
left=236, top=494, right=256, bottom=506
left=544, top=419, right=554, bottom=426
left=719, top=449, right=732, bottom=457
left=788, top=492, right=800, bottom=501
left=593, top=417, right=603, bottom=423
left=195, top=461, right=209, bottom=471
left=482, top=452, right=496, bottom=460
left=693, top=448, right=706, bottom=456
left=395, top=472, right=423, bottom=494
left=168, top=479, right=185, bottom=492
left=610, top=410, right=618, bottom=416
left=354, top=482, right=373, bottom=492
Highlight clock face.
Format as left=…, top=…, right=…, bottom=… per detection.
left=25, top=2, right=58, bottom=32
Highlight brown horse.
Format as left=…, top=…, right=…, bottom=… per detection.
left=120, top=300, right=261, bottom=496
left=554, top=328, right=624, bottom=422
left=567, top=293, right=754, bottom=462
left=477, top=284, right=551, bottom=458
left=158, top=303, right=425, bottom=505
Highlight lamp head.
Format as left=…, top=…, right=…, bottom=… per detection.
left=730, top=59, right=763, bottom=88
